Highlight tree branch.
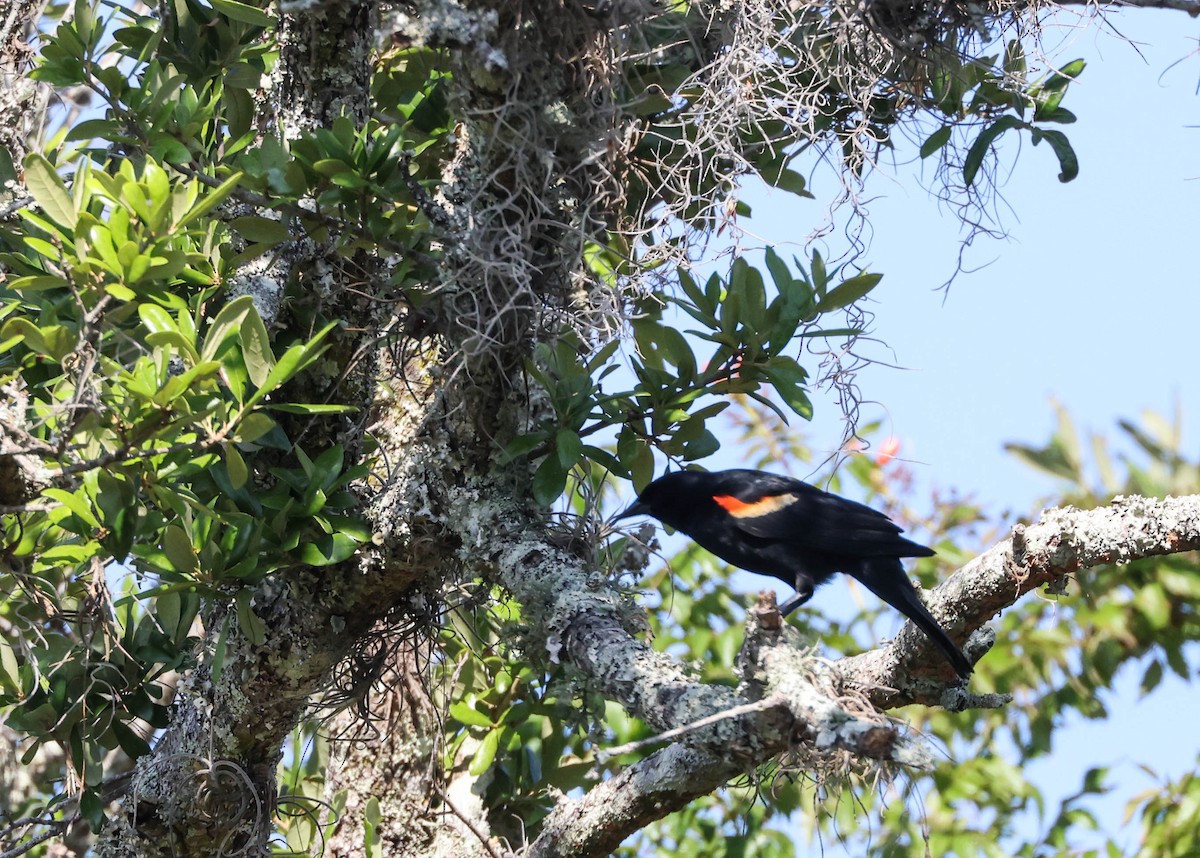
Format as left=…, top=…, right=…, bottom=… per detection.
left=527, top=743, right=741, bottom=858
left=525, top=495, right=1200, bottom=857
left=846, top=494, right=1200, bottom=708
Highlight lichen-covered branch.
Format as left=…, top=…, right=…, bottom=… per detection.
left=527, top=744, right=742, bottom=858
left=846, top=494, right=1200, bottom=708
left=524, top=495, right=1200, bottom=857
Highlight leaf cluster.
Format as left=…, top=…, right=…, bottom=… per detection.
left=510, top=247, right=882, bottom=504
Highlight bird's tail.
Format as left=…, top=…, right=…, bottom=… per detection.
left=852, top=559, right=972, bottom=679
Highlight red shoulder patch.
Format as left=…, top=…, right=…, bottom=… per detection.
left=713, top=493, right=798, bottom=518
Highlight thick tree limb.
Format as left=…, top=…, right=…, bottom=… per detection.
left=527, top=495, right=1200, bottom=858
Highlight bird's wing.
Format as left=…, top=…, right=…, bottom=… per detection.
left=710, top=479, right=934, bottom=558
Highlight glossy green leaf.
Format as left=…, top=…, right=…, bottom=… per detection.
left=265, top=402, right=356, bottom=414
left=42, top=488, right=99, bottom=527
left=0, top=639, right=21, bottom=694
left=175, top=172, right=242, bottom=229
left=815, top=272, right=881, bottom=313
left=964, top=115, right=1024, bottom=186
left=112, top=720, right=152, bottom=759
left=298, top=532, right=358, bottom=566
left=24, top=153, right=76, bottom=229
left=500, top=433, right=546, bottom=464
left=209, top=0, right=272, bottom=26
left=1030, top=128, right=1079, bottom=183
left=469, top=728, right=501, bottom=776
left=80, top=788, right=105, bottom=832
left=9, top=274, right=70, bottom=292
left=449, top=701, right=495, bottom=729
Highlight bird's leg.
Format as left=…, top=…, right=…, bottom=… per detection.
left=778, top=579, right=814, bottom=617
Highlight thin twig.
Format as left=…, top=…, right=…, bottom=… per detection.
left=432, top=782, right=507, bottom=858
left=0, top=194, right=34, bottom=219
left=598, top=694, right=787, bottom=761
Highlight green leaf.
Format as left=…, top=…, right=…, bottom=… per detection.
left=0, top=639, right=21, bottom=694
left=556, top=429, right=583, bottom=469
left=238, top=307, right=274, bottom=387
left=138, top=303, right=177, bottom=335
left=1004, top=440, right=1079, bottom=480
left=762, top=355, right=813, bottom=419
left=1140, top=659, right=1164, bottom=696
left=200, top=295, right=256, bottom=362
left=298, top=532, right=359, bottom=566
left=9, top=274, right=70, bottom=292
left=469, top=728, right=501, bottom=776
left=1030, top=128, right=1079, bottom=183
left=308, top=444, right=345, bottom=492
left=815, top=273, right=882, bottom=313
left=40, top=324, right=75, bottom=360
left=364, top=796, right=381, bottom=857
left=225, top=444, right=249, bottom=490
left=163, top=525, right=199, bottom=574
left=233, top=411, right=275, bottom=443
left=112, top=721, right=152, bottom=759
left=42, top=487, right=99, bottom=527
left=499, top=432, right=546, bottom=464
left=209, top=0, right=272, bottom=26
left=155, top=590, right=182, bottom=640
left=211, top=614, right=231, bottom=683
left=65, top=118, right=119, bottom=143
left=1134, top=584, right=1171, bottom=630
left=177, top=171, right=244, bottom=229
left=449, top=701, right=495, bottom=728
left=532, top=455, right=568, bottom=506
left=964, top=115, right=1024, bottom=187
left=265, top=403, right=357, bottom=414
left=1033, top=59, right=1086, bottom=121
left=245, top=322, right=338, bottom=406
left=631, top=441, right=654, bottom=492
left=150, top=134, right=192, bottom=165
left=764, top=247, right=793, bottom=292
left=80, top=788, right=106, bottom=832
left=771, top=168, right=812, bottom=198
left=920, top=125, right=952, bottom=159
left=235, top=589, right=267, bottom=646
left=24, top=153, right=76, bottom=229
left=1039, top=108, right=1076, bottom=125
left=1, top=318, right=49, bottom=355
left=229, top=215, right=292, bottom=245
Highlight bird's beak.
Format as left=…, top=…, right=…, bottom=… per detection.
left=614, top=499, right=649, bottom=521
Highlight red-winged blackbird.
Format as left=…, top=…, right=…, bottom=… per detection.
left=617, top=468, right=972, bottom=679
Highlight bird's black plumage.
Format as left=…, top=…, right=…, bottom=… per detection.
left=618, top=468, right=971, bottom=678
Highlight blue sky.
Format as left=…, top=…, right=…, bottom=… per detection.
left=728, top=9, right=1199, bottom=851
left=748, top=10, right=1199, bottom=513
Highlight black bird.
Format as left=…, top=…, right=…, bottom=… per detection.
left=617, top=468, right=971, bottom=679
